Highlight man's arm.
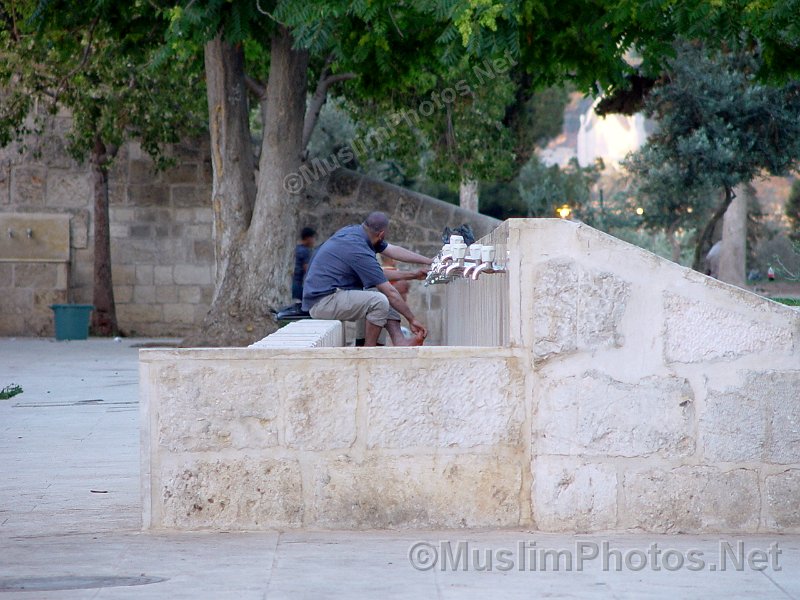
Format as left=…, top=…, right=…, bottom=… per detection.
left=383, top=268, right=427, bottom=282
left=382, top=244, right=433, bottom=265
left=376, top=281, right=427, bottom=339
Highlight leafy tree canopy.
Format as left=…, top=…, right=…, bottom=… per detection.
left=624, top=41, right=800, bottom=267
left=0, top=0, right=205, bottom=165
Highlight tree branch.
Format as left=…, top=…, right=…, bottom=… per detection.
left=301, top=69, right=355, bottom=149
left=53, top=16, right=100, bottom=105
left=244, top=74, right=266, bottom=99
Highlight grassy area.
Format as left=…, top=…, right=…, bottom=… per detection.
left=770, top=297, right=800, bottom=306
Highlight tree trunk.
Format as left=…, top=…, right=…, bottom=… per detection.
left=203, top=36, right=257, bottom=293
left=692, top=186, right=735, bottom=271
left=717, top=184, right=747, bottom=287
left=89, top=137, right=119, bottom=336
left=666, top=222, right=682, bottom=263
left=459, top=178, right=479, bottom=212
left=186, top=28, right=308, bottom=346
left=246, top=26, right=309, bottom=307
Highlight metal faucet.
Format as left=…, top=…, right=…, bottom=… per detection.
left=444, top=242, right=467, bottom=277
left=444, top=260, right=463, bottom=277
left=471, top=262, right=490, bottom=280
left=462, top=245, right=483, bottom=277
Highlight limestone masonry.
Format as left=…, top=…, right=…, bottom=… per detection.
left=0, top=134, right=496, bottom=339
left=141, top=219, right=800, bottom=532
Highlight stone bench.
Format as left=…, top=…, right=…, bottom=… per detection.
left=248, top=319, right=344, bottom=348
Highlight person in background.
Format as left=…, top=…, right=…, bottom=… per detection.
left=292, top=227, right=316, bottom=303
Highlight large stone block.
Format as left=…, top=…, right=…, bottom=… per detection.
left=173, top=264, right=212, bottom=285
left=128, top=184, right=169, bottom=206
left=171, top=185, right=204, bottom=207
left=310, top=453, right=521, bottom=528
left=325, top=168, right=361, bottom=199
left=13, top=263, right=60, bottom=288
left=701, top=370, right=800, bottom=464
left=46, top=169, right=91, bottom=208
left=417, top=201, right=455, bottom=234
left=536, top=370, right=694, bottom=458
left=10, top=165, right=46, bottom=205
left=154, top=363, right=280, bottom=452
left=163, top=303, right=203, bottom=325
left=365, top=357, right=524, bottom=449
left=532, top=459, right=617, bottom=531
left=766, top=371, right=800, bottom=464
left=70, top=210, right=90, bottom=249
left=764, top=470, right=800, bottom=530
left=160, top=457, right=303, bottom=528
left=162, top=163, right=199, bottom=185
left=664, top=293, right=793, bottom=363
left=283, top=367, right=357, bottom=450
left=701, top=388, right=766, bottom=463
left=532, top=259, right=629, bottom=362
left=622, top=466, right=759, bottom=532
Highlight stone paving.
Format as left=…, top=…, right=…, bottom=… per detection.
left=1, top=338, right=798, bottom=599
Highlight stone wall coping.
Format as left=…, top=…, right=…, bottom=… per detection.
left=139, top=345, right=523, bottom=363
left=514, top=217, right=800, bottom=320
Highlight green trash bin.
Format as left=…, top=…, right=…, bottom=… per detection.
left=50, top=304, right=94, bottom=340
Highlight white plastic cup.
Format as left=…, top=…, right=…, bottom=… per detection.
left=449, top=235, right=463, bottom=246
left=468, top=244, right=482, bottom=260
left=481, top=245, right=495, bottom=263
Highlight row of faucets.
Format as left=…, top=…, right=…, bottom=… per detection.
left=425, top=235, right=507, bottom=285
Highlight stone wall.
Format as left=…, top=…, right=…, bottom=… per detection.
left=142, top=218, right=800, bottom=532
left=0, top=131, right=497, bottom=338
left=141, top=346, right=525, bottom=529
left=514, top=219, right=799, bottom=533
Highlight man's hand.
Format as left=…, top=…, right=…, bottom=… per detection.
left=409, top=319, right=427, bottom=340
left=412, top=268, right=428, bottom=280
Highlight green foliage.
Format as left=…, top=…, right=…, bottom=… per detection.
left=0, top=0, right=206, bottom=167
left=625, top=42, right=800, bottom=236
left=771, top=297, right=800, bottom=306
left=518, top=156, right=603, bottom=220
left=0, top=383, right=22, bottom=399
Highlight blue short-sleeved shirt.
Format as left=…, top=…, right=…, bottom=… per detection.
left=301, top=225, right=388, bottom=310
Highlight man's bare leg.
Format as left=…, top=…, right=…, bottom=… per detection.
left=385, top=320, right=422, bottom=346
left=364, top=320, right=383, bottom=346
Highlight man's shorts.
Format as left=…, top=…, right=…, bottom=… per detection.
left=308, top=288, right=401, bottom=327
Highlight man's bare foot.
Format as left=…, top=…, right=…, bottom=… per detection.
left=393, top=333, right=424, bottom=347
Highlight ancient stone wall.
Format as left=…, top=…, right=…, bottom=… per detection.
left=518, top=220, right=799, bottom=533
left=141, top=346, right=525, bottom=529
left=0, top=132, right=497, bottom=338
left=142, top=218, right=800, bottom=532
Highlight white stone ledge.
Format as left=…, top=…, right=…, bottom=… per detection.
left=140, top=345, right=522, bottom=361
left=248, top=319, right=344, bottom=348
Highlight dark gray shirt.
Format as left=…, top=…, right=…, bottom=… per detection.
left=301, top=225, right=388, bottom=310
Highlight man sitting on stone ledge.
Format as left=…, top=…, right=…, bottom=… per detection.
left=301, top=212, right=431, bottom=346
